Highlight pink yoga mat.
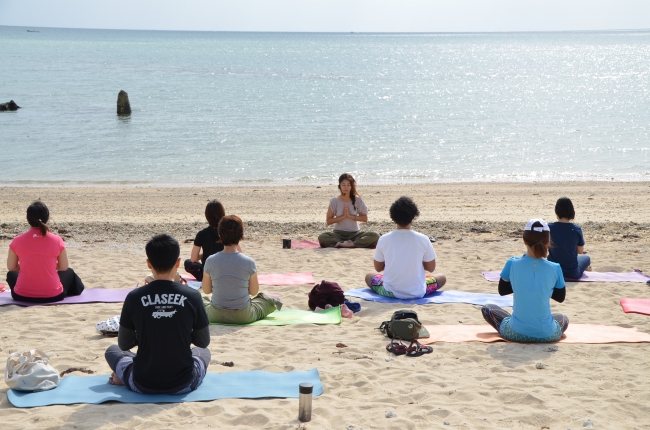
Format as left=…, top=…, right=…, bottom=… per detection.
left=291, top=240, right=321, bottom=249
left=182, top=272, right=314, bottom=286
left=0, top=288, right=133, bottom=307
left=482, top=269, right=650, bottom=283
left=258, top=272, right=314, bottom=286
left=620, top=298, right=650, bottom=316
left=418, top=324, right=650, bottom=344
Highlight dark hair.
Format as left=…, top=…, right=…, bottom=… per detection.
left=389, top=196, right=420, bottom=227
left=338, top=173, right=359, bottom=209
left=205, top=200, right=226, bottom=228
left=145, top=234, right=180, bottom=273
left=523, top=222, right=550, bottom=259
left=555, top=197, right=575, bottom=220
left=218, top=215, right=244, bottom=246
left=26, top=201, right=50, bottom=237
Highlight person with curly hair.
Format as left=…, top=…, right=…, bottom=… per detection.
left=318, top=173, right=379, bottom=248
left=364, top=196, right=446, bottom=299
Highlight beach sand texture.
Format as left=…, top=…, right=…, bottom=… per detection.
left=1, top=183, right=650, bottom=429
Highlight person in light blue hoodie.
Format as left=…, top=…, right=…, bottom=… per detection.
left=481, top=219, right=569, bottom=343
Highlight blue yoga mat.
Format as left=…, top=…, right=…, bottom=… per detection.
left=8, top=369, right=323, bottom=408
left=345, top=288, right=513, bottom=307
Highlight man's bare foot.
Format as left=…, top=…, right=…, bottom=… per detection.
left=338, top=240, right=356, bottom=248
left=586, top=265, right=592, bottom=272
left=334, top=241, right=344, bottom=248
left=108, top=372, right=124, bottom=386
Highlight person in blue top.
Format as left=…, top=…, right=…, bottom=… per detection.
left=481, top=219, right=569, bottom=343
left=547, top=197, right=591, bottom=280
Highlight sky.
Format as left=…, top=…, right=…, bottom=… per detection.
left=1, top=0, right=649, bottom=33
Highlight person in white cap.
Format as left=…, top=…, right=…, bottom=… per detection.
left=481, top=219, right=569, bottom=343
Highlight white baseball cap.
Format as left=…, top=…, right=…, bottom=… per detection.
left=524, top=218, right=550, bottom=232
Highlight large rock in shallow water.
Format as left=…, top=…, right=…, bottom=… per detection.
left=117, top=90, right=131, bottom=115
left=0, top=100, right=20, bottom=111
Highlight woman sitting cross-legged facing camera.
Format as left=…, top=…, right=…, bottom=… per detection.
left=364, top=196, right=446, bottom=299
left=318, top=173, right=379, bottom=248
left=6, top=201, right=84, bottom=303
left=481, top=219, right=569, bottom=343
left=184, top=200, right=240, bottom=282
left=547, top=197, right=591, bottom=280
left=202, top=215, right=282, bottom=324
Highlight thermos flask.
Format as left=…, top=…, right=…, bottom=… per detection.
left=298, top=382, right=313, bottom=422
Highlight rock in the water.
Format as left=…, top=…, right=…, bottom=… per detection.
left=0, top=100, right=20, bottom=111
left=116, top=90, right=131, bottom=115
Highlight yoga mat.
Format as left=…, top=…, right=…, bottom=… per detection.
left=186, top=272, right=314, bottom=289
left=482, top=269, right=650, bottom=283
left=417, top=324, right=650, bottom=344
left=345, top=288, right=513, bottom=307
left=211, top=306, right=341, bottom=326
left=291, top=240, right=321, bottom=249
left=258, top=272, right=314, bottom=286
left=8, top=368, right=323, bottom=408
left=180, top=274, right=197, bottom=282
left=620, top=298, right=650, bottom=316
left=0, top=288, right=133, bottom=307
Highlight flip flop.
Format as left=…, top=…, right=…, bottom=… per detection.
left=386, top=339, right=407, bottom=356
left=405, top=340, right=433, bottom=357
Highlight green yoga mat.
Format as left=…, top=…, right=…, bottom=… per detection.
left=211, top=306, right=342, bottom=326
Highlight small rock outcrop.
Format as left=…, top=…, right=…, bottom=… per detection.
left=116, top=90, right=131, bottom=115
left=0, top=100, right=20, bottom=111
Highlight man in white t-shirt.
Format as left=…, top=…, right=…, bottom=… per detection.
left=364, top=197, right=447, bottom=299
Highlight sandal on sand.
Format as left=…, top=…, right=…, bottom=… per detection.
left=405, top=340, right=433, bottom=357
left=386, top=339, right=408, bottom=356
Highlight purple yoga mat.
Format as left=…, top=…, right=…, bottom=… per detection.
left=0, top=288, right=133, bottom=307
left=481, top=269, right=650, bottom=283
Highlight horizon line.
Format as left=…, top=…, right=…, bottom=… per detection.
left=2, top=24, right=650, bottom=35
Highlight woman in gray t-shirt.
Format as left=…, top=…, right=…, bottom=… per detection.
left=202, top=215, right=282, bottom=324
left=318, top=173, right=379, bottom=248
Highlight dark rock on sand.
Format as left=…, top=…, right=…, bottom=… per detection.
left=116, top=90, right=131, bottom=115
left=0, top=100, right=20, bottom=111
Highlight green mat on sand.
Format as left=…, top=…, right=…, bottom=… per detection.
left=211, top=306, right=342, bottom=326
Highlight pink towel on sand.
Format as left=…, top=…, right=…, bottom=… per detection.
left=620, top=298, right=650, bottom=316
left=418, top=324, right=650, bottom=344
left=291, top=240, right=321, bottom=249
left=482, top=269, right=650, bottom=283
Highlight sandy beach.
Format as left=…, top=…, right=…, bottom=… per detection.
left=1, top=182, right=650, bottom=429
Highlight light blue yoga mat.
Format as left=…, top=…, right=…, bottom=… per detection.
left=345, top=288, right=513, bottom=307
left=8, top=369, right=323, bottom=408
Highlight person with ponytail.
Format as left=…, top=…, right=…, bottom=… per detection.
left=481, top=219, right=569, bottom=343
left=6, top=201, right=85, bottom=303
left=318, top=173, right=379, bottom=248
left=201, top=215, right=282, bottom=324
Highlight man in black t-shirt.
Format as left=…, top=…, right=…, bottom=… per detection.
left=105, top=234, right=211, bottom=394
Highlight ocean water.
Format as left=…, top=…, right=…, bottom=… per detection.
left=1, top=26, right=649, bottom=185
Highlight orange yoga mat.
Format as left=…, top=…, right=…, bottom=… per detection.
left=418, top=324, right=650, bottom=344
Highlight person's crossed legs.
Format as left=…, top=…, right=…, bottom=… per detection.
left=104, top=345, right=211, bottom=394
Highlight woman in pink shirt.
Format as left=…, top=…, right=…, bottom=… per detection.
left=6, top=201, right=84, bottom=303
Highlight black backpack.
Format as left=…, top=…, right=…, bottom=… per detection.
left=378, top=310, right=429, bottom=341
